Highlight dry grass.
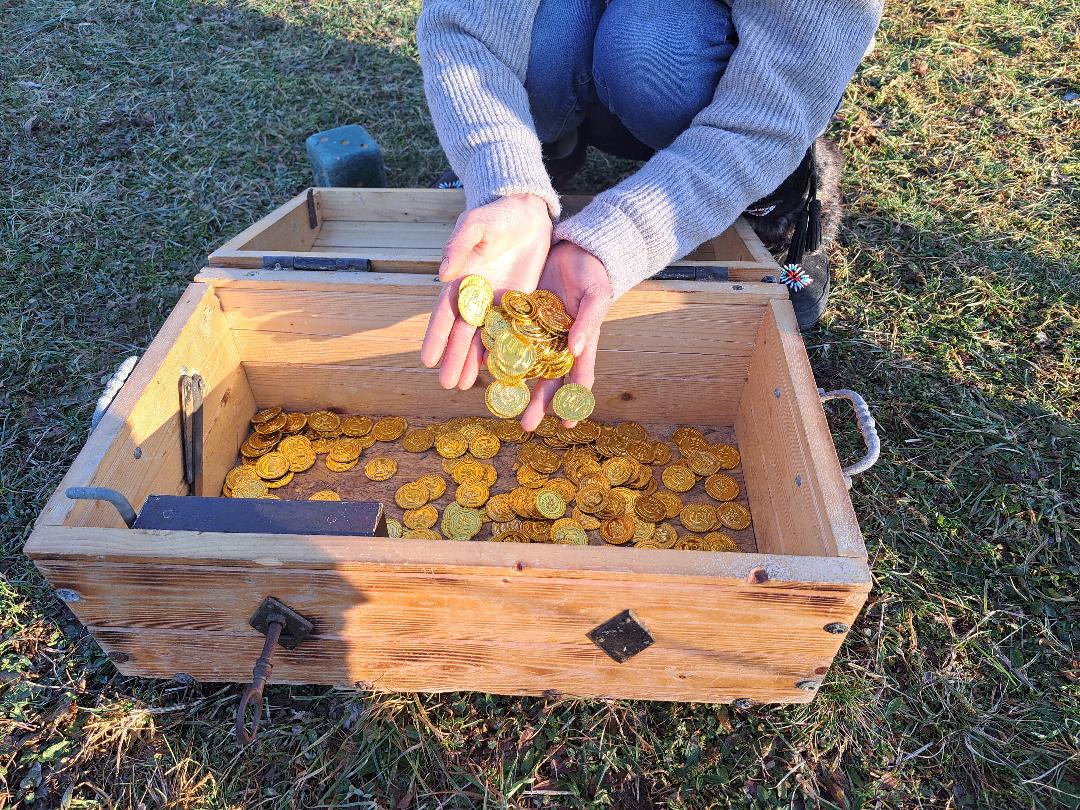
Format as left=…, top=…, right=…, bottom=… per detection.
left=1, top=0, right=1077, bottom=806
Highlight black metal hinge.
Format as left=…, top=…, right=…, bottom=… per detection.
left=652, top=265, right=730, bottom=282
left=262, top=256, right=372, bottom=272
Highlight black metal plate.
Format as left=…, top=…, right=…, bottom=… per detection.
left=249, top=596, right=314, bottom=649
left=587, top=610, right=655, bottom=663
left=134, top=495, right=386, bottom=537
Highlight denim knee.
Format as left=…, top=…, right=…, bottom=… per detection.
left=525, top=0, right=606, bottom=145
left=592, top=0, right=737, bottom=150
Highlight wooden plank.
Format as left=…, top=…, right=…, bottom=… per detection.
left=214, top=288, right=766, bottom=354
left=26, top=526, right=870, bottom=585
left=34, top=284, right=256, bottom=529
left=240, top=364, right=743, bottom=423
left=766, top=302, right=866, bottom=558
left=210, top=191, right=318, bottom=260
left=195, top=267, right=787, bottom=302
left=82, top=627, right=844, bottom=703
left=732, top=218, right=781, bottom=268
left=29, top=525, right=867, bottom=701
left=734, top=304, right=865, bottom=558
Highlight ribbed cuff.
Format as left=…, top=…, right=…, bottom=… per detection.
left=459, top=142, right=561, bottom=220
left=554, top=201, right=651, bottom=299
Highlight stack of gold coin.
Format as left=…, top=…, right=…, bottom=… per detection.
left=223, top=408, right=752, bottom=554
left=455, top=277, right=596, bottom=422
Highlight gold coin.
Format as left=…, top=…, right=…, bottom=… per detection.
left=326, top=458, right=358, bottom=473
left=716, top=502, right=752, bottom=531
left=245, top=431, right=280, bottom=450
left=661, top=464, right=696, bottom=493
left=451, top=459, right=486, bottom=486
left=329, top=438, right=362, bottom=463
left=308, top=410, right=341, bottom=433
left=713, top=444, right=741, bottom=470
left=686, top=448, right=723, bottom=476
left=455, top=482, right=490, bottom=508
left=516, top=465, right=548, bottom=488
left=486, top=493, right=517, bottom=522
left=254, top=452, right=289, bottom=481
left=544, top=477, right=577, bottom=503
left=653, top=522, right=679, bottom=549
left=704, top=473, right=740, bottom=502
left=601, top=457, right=636, bottom=486
left=676, top=535, right=708, bottom=551
left=551, top=518, right=588, bottom=545
left=417, top=473, right=447, bottom=500
left=286, top=449, right=316, bottom=473
left=403, top=504, right=439, bottom=530
left=356, top=434, right=377, bottom=450
left=265, top=471, right=294, bottom=489
left=342, top=415, right=373, bottom=437
left=535, top=489, right=566, bottom=519
left=402, top=528, right=443, bottom=540
left=311, top=438, right=334, bottom=455
left=386, top=518, right=404, bottom=538
left=616, top=422, right=648, bottom=441
left=225, top=465, right=259, bottom=490
left=494, top=331, right=537, bottom=378
left=551, top=383, right=595, bottom=422
left=308, top=490, right=340, bottom=501
left=571, top=506, right=601, bottom=530
left=485, top=381, right=531, bottom=419
left=501, top=290, right=535, bottom=319
left=457, top=274, right=494, bottom=327
left=486, top=350, right=524, bottom=385
left=441, top=502, right=483, bottom=540
left=363, top=457, right=398, bottom=481
left=373, top=416, right=408, bottom=441
left=519, top=444, right=561, bottom=474
left=652, top=442, right=673, bottom=465
left=467, top=431, right=500, bottom=459
left=653, top=491, right=683, bottom=519
left=634, top=494, right=667, bottom=523
left=599, top=514, right=636, bottom=545
left=402, top=427, right=435, bottom=452
left=534, top=415, right=560, bottom=437
left=632, top=518, right=656, bottom=543
left=395, top=481, right=429, bottom=509
left=255, top=413, right=287, bottom=435
left=532, top=290, right=574, bottom=333
left=232, top=478, right=270, bottom=499
left=494, top=419, right=530, bottom=442
left=434, top=431, right=468, bottom=459
left=680, top=503, right=718, bottom=533
left=279, top=435, right=313, bottom=455
left=251, top=406, right=283, bottom=425
left=490, top=531, right=530, bottom=544
left=703, top=531, right=740, bottom=552
left=283, top=412, right=308, bottom=433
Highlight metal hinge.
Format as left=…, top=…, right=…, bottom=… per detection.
left=652, top=265, right=730, bottom=282
left=262, top=256, right=371, bottom=272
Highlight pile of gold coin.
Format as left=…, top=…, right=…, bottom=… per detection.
left=223, top=406, right=752, bottom=551
left=459, top=276, right=596, bottom=423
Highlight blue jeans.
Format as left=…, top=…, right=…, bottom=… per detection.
left=525, top=0, right=737, bottom=155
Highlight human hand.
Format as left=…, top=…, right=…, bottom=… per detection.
left=421, top=193, right=552, bottom=390
left=520, top=240, right=613, bottom=431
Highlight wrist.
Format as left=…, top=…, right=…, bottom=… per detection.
left=501, top=192, right=553, bottom=223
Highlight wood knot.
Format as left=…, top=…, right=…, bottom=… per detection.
left=513, top=561, right=524, bottom=571
left=620, top=392, right=634, bottom=401
left=747, top=566, right=769, bottom=584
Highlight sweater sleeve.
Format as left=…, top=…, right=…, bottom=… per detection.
left=554, top=0, right=884, bottom=298
left=417, top=0, right=561, bottom=219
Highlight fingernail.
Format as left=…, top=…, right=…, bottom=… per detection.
left=571, top=336, right=585, bottom=355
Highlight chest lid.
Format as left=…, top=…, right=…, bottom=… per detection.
left=207, top=187, right=780, bottom=287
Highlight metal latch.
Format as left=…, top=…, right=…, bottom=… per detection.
left=262, top=256, right=372, bottom=272
left=652, top=265, right=730, bottom=282
left=234, top=597, right=315, bottom=746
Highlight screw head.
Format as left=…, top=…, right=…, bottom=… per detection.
left=795, top=679, right=821, bottom=691
left=733, top=698, right=753, bottom=710
left=56, top=588, right=81, bottom=603
left=824, top=622, right=849, bottom=634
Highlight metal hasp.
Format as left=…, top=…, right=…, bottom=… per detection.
left=235, top=597, right=315, bottom=746
left=65, top=487, right=137, bottom=527
left=587, top=609, right=655, bottom=663
left=179, top=373, right=205, bottom=496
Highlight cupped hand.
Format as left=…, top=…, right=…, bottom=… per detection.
left=421, top=193, right=552, bottom=390
left=520, top=240, right=613, bottom=431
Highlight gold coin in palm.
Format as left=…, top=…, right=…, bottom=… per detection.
left=457, top=275, right=494, bottom=327
left=495, top=331, right=536, bottom=378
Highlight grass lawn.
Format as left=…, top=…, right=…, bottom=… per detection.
left=1, top=0, right=1077, bottom=806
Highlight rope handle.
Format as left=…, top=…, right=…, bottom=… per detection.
left=819, top=388, right=880, bottom=488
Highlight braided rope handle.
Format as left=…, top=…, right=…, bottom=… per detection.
left=818, top=388, right=880, bottom=487
left=91, top=355, right=140, bottom=430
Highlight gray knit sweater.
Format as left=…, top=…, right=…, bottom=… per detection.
left=417, top=0, right=883, bottom=298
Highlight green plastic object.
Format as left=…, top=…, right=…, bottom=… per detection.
left=306, top=124, right=385, bottom=188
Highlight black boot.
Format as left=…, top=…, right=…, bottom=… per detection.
left=744, top=138, right=844, bottom=330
